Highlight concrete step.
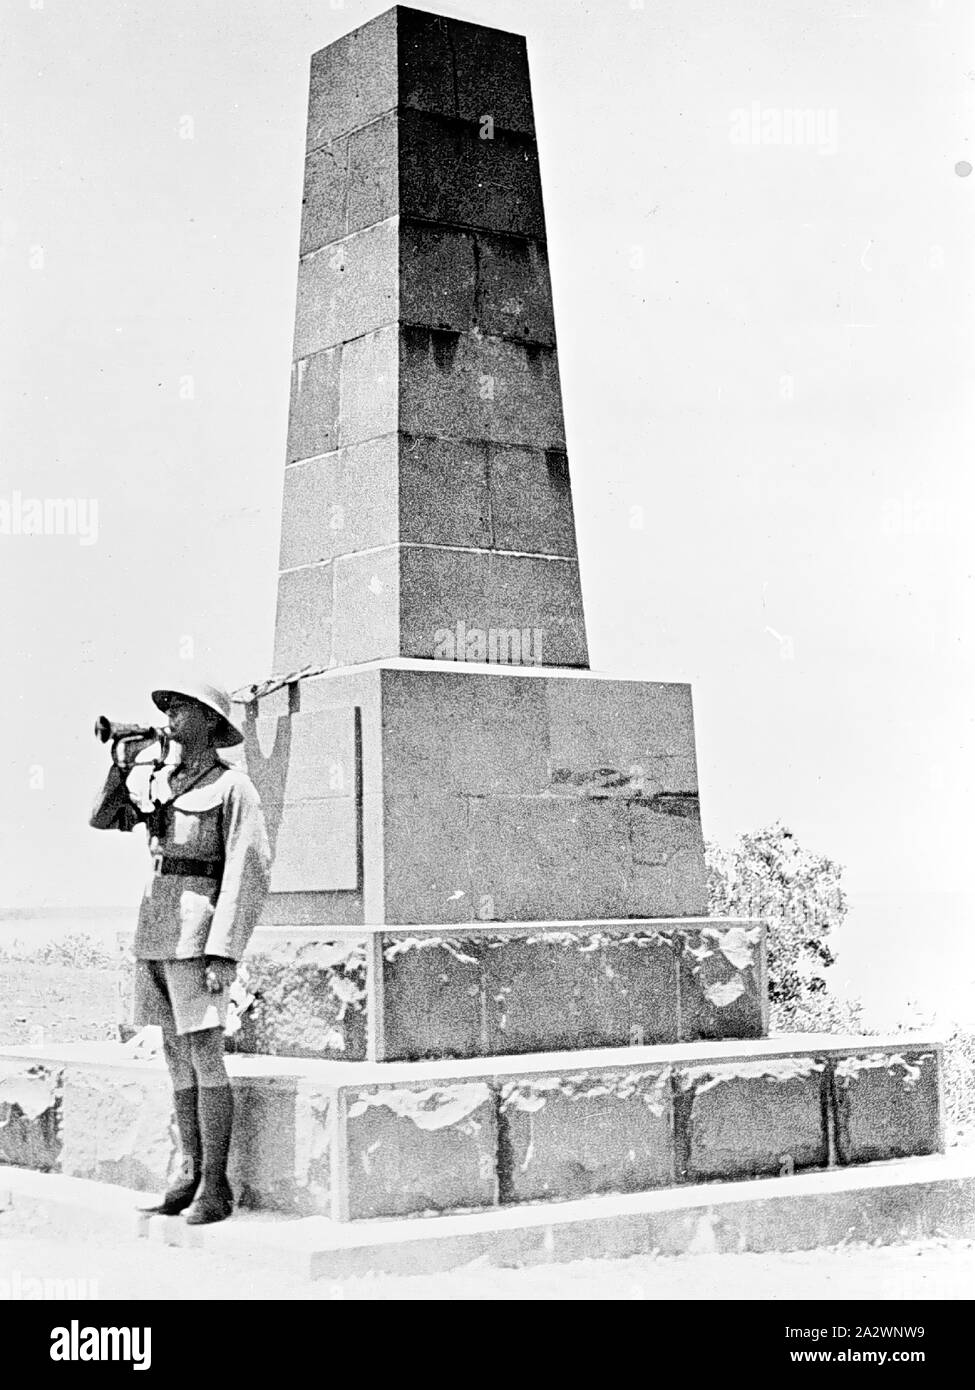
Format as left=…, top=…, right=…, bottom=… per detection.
left=3, top=1150, right=973, bottom=1282
left=115, top=917, right=768, bottom=1061
left=0, top=1033, right=943, bottom=1222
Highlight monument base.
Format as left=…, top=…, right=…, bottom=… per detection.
left=116, top=917, right=767, bottom=1061
left=239, top=659, right=710, bottom=928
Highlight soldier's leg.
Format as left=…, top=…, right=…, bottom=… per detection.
left=185, top=1028, right=234, bottom=1225
left=162, top=1026, right=194, bottom=1089
left=139, top=1006, right=201, bottom=1215
left=186, top=1027, right=228, bottom=1088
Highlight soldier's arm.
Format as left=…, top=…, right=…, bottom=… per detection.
left=89, top=761, right=144, bottom=832
left=203, top=775, right=271, bottom=961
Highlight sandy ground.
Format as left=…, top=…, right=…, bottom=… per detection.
left=0, top=963, right=118, bottom=1046
left=0, top=1207, right=973, bottom=1300
left=0, top=1200, right=968, bottom=1295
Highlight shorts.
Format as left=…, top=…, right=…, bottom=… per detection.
left=133, top=958, right=235, bottom=1037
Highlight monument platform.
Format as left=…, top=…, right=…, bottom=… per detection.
left=0, top=1035, right=943, bottom=1223
left=117, top=917, right=768, bottom=1061
left=4, top=1153, right=974, bottom=1280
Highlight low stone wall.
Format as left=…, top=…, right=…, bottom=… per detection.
left=0, top=1036, right=944, bottom=1222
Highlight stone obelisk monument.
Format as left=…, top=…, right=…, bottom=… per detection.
left=274, top=5, right=586, bottom=675
left=244, top=6, right=711, bottom=941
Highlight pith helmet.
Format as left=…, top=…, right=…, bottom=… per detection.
left=150, top=677, right=244, bottom=748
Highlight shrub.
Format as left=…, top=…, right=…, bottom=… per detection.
left=707, top=822, right=847, bottom=1013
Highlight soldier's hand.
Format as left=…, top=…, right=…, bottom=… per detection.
left=111, top=738, right=143, bottom=771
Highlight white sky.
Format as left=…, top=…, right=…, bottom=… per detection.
left=1, top=0, right=973, bottom=1012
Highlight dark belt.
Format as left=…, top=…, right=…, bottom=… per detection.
left=152, top=854, right=224, bottom=880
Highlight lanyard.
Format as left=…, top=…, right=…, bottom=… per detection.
left=147, top=760, right=219, bottom=834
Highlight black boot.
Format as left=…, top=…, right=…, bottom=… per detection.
left=140, top=1086, right=200, bottom=1215
left=184, top=1084, right=235, bottom=1226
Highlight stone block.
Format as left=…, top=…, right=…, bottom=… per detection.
left=341, top=1081, right=497, bottom=1218
left=338, top=326, right=398, bottom=446
left=399, top=327, right=565, bottom=449
left=398, top=225, right=555, bottom=347
left=677, top=923, right=765, bottom=1041
left=231, top=1081, right=334, bottom=1215
left=488, top=444, right=577, bottom=554
left=475, top=234, right=555, bottom=344
left=395, top=9, right=535, bottom=135
left=250, top=709, right=356, bottom=806
left=484, top=929, right=680, bottom=1055
left=267, top=799, right=359, bottom=894
left=488, top=934, right=601, bottom=1054
left=627, top=858, right=708, bottom=919
left=399, top=547, right=587, bottom=666
left=307, top=9, right=398, bottom=148
left=600, top=932, right=682, bottom=1046
left=397, top=7, right=457, bottom=120
left=293, top=220, right=398, bottom=360
left=59, top=1063, right=175, bottom=1194
left=399, top=109, right=544, bottom=237
left=345, top=113, right=399, bottom=238
left=546, top=679, right=699, bottom=786
left=230, top=938, right=368, bottom=1060
left=279, top=436, right=399, bottom=570
left=272, top=563, right=333, bottom=675
left=382, top=792, right=474, bottom=924
left=398, top=435, right=492, bottom=548
left=499, top=1067, right=672, bottom=1203
left=379, top=666, right=550, bottom=798
left=380, top=935, right=484, bottom=1060
left=467, top=797, right=629, bottom=923
left=833, top=1050, right=941, bottom=1164
left=399, top=221, right=477, bottom=332
left=0, top=1060, right=60, bottom=1171
left=451, top=20, right=535, bottom=134
left=330, top=545, right=401, bottom=666
left=676, top=1057, right=828, bottom=1182
left=629, top=805, right=703, bottom=867
left=286, top=348, right=341, bottom=465
left=300, top=139, right=349, bottom=255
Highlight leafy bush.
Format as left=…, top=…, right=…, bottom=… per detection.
left=707, top=822, right=847, bottom=1014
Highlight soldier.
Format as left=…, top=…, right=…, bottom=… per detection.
left=90, top=677, right=271, bottom=1225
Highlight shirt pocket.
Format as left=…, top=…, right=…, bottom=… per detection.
left=168, top=804, right=223, bottom=858
left=177, top=885, right=216, bottom=939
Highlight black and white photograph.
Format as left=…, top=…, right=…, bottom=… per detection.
left=0, top=0, right=972, bottom=1339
